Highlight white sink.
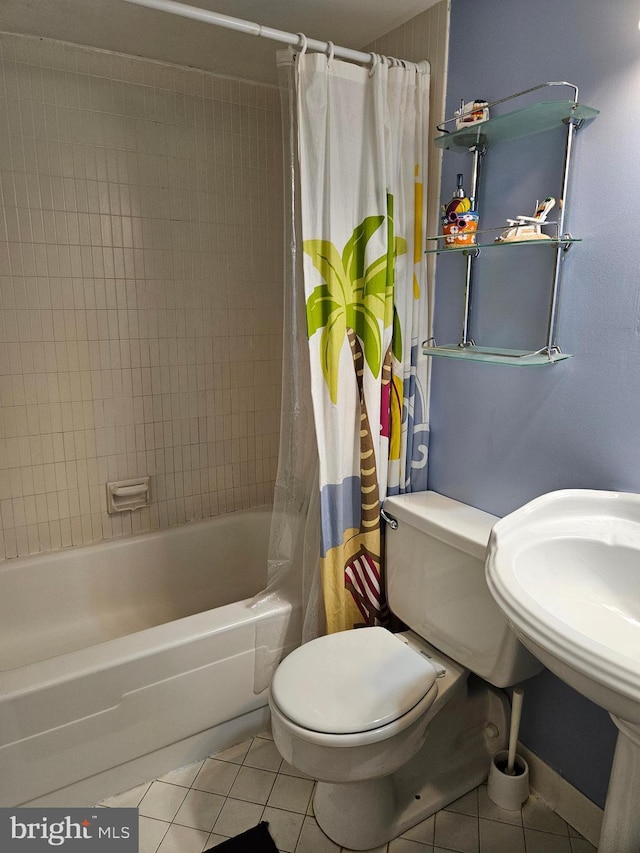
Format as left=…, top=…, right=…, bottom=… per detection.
left=486, top=489, right=640, bottom=724
left=485, top=489, right=640, bottom=852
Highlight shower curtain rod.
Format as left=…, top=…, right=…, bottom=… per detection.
left=120, top=0, right=423, bottom=69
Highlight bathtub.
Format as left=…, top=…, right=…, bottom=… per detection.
left=0, top=507, right=300, bottom=807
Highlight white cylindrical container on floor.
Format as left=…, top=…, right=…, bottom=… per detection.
left=487, top=749, right=530, bottom=810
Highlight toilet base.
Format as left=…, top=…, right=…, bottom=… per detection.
left=313, top=678, right=509, bottom=851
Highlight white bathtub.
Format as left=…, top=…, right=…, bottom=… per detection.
left=0, top=507, right=299, bottom=807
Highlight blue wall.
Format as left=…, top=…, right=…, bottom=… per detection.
left=429, top=0, right=640, bottom=808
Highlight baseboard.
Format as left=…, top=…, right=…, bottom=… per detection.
left=519, top=743, right=603, bottom=847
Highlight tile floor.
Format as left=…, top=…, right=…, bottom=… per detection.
left=99, top=730, right=597, bottom=853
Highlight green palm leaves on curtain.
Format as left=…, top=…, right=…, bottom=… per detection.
left=304, top=196, right=406, bottom=403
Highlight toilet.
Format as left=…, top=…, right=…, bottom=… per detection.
left=268, top=491, right=542, bottom=850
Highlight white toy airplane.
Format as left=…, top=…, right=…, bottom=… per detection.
left=495, top=196, right=556, bottom=242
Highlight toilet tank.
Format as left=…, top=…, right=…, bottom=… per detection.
left=384, top=491, right=541, bottom=688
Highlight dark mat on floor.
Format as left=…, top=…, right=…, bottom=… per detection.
left=204, top=821, right=279, bottom=852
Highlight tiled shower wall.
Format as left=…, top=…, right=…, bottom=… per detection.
left=0, top=32, right=283, bottom=560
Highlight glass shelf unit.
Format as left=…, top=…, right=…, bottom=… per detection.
left=434, top=100, right=599, bottom=151
left=425, top=233, right=581, bottom=255
left=426, top=82, right=598, bottom=367
left=422, top=342, right=573, bottom=366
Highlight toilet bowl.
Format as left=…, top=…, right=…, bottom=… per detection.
left=268, top=491, right=543, bottom=850
left=269, top=628, right=465, bottom=783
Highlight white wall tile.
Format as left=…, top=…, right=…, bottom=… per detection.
left=0, top=32, right=283, bottom=559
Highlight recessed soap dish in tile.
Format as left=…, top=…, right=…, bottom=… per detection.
left=106, top=477, right=150, bottom=513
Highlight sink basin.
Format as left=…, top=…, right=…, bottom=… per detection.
left=486, top=489, right=640, bottom=722
left=486, top=489, right=640, bottom=852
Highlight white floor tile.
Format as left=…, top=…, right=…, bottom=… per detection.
left=211, top=797, right=264, bottom=837
left=243, top=737, right=284, bottom=772
left=447, top=788, right=479, bottom=817
left=192, top=758, right=241, bottom=796
left=139, top=817, right=170, bottom=853
left=155, top=822, right=209, bottom=853
left=173, top=789, right=226, bottom=832
left=228, top=765, right=278, bottom=805
left=570, top=838, right=597, bottom=853
left=522, top=797, right=572, bottom=835
left=203, top=833, right=232, bottom=849
left=268, top=773, right=314, bottom=814
left=479, top=818, right=525, bottom=853
left=138, top=781, right=189, bottom=822
left=389, top=840, right=432, bottom=852
left=400, top=814, right=435, bottom=845
left=94, top=729, right=594, bottom=853
left=262, top=806, right=305, bottom=852
left=524, top=827, right=573, bottom=853
left=434, top=809, right=479, bottom=853
left=295, top=817, right=341, bottom=852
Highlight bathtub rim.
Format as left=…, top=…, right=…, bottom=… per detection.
left=0, top=590, right=292, bottom=697
left=0, top=504, right=273, bottom=575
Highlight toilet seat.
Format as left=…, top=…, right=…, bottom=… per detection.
left=271, top=627, right=437, bottom=735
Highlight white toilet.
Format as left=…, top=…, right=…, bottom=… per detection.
left=268, top=491, right=542, bottom=850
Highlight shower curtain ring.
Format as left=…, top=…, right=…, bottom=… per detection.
left=296, top=33, right=308, bottom=56
left=326, top=40, right=335, bottom=64
left=368, top=52, right=380, bottom=77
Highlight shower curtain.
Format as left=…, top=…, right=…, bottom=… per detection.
left=251, top=51, right=324, bottom=653
left=297, top=53, right=431, bottom=634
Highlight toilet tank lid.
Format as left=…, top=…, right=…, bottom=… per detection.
left=383, top=491, right=497, bottom=560
left=271, top=627, right=437, bottom=734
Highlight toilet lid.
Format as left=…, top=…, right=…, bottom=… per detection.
left=271, top=627, right=437, bottom=734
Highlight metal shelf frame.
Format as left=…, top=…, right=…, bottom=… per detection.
left=426, top=82, right=598, bottom=365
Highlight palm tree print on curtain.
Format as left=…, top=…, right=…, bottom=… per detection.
left=297, top=52, right=431, bottom=634
left=305, top=198, right=405, bottom=628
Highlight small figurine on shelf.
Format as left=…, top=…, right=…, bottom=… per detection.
left=441, top=173, right=479, bottom=247
left=454, top=99, right=489, bottom=130
left=494, top=196, right=556, bottom=243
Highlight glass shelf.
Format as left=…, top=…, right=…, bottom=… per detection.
left=434, top=100, right=599, bottom=151
left=425, top=233, right=581, bottom=255
left=422, top=342, right=573, bottom=366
